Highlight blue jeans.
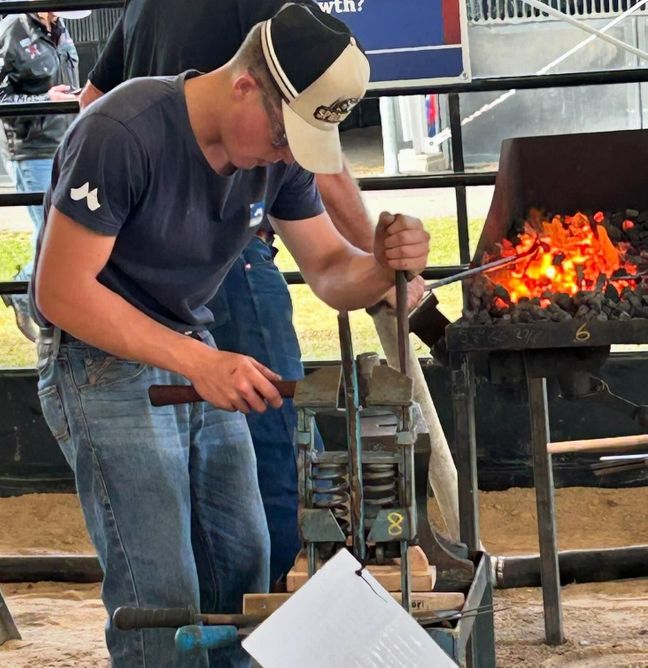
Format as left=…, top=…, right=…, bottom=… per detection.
left=37, top=334, right=270, bottom=667
left=208, top=236, right=322, bottom=584
left=7, top=158, right=51, bottom=282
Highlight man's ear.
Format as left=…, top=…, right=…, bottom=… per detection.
left=232, top=71, right=259, bottom=101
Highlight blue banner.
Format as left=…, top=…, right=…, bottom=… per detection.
left=315, top=0, right=470, bottom=88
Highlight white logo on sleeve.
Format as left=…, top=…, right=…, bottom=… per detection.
left=70, top=183, right=101, bottom=212
left=249, top=201, right=265, bottom=228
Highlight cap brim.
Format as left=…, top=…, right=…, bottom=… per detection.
left=54, top=11, right=92, bottom=19
left=282, top=100, right=343, bottom=175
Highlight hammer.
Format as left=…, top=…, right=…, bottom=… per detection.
left=148, top=379, right=296, bottom=406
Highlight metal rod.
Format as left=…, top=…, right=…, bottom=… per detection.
left=449, top=94, right=471, bottom=267
left=0, top=0, right=123, bottom=14
left=358, top=172, right=497, bottom=191
left=518, top=0, right=648, bottom=62
left=526, top=371, right=565, bottom=646
left=337, top=312, right=365, bottom=563
left=367, top=67, right=648, bottom=98
left=395, top=271, right=409, bottom=376
left=452, top=353, right=480, bottom=552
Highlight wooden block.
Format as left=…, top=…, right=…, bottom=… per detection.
left=244, top=593, right=291, bottom=616
left=287, top=565, right=436, bottom=592
left=286, top=547, right=436, bottom=592
left=243, top=591, right=465, bottom=617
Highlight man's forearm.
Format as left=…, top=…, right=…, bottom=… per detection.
left=316, top=160, right=374, bottom=252
left=307, top=248, right=395, bottom=311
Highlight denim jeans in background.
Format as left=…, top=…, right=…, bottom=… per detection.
left=7, top=158, right=52, bottom=283
left=208, top=236, right=323, bottom=584
left=37, top=334, right=270, bottom=668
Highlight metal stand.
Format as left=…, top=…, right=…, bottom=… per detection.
left=451, top=349, right=567, bottom=648
left=0, top=587, right=20, bottom=646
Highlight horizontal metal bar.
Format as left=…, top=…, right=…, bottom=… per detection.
left=0, top=100, right=78, bottom=117
left=283, top=266, right=468, bottom=286
left=0, top=174, right=499, bottom=206
left=2, top=269, right=470, bottom=291
left=0, top=192, right=44, bottom=206
left=2, top=70, right=647, bottom=117
left=368, top=67, right=648, bottom=97
left=0, top=281, right=28, bottom=295
left=0, top=0, right=123, bottom=14
left=358, top=172, right=497, bottom=190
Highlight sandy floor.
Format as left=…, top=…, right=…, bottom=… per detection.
left=0, top=489, right=646, bottom=666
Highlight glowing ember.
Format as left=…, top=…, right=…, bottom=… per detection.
left=485, top=211, right=637, bottom=303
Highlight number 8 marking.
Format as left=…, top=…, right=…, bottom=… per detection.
left=387, top=511, right=404, bottom=537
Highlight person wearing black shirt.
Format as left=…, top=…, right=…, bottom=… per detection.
left=0, top=10, right=85, bottom=341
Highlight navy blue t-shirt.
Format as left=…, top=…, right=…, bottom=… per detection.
left=31, top=71, right=323, bottom=331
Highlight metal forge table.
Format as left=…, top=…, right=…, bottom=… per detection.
left=446, top=318, right=648, bottom=645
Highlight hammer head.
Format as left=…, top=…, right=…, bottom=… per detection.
left=409, top=291, right=451, bottom=349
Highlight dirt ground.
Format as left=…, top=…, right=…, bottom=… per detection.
left=0, top=488, right=646, bottom=666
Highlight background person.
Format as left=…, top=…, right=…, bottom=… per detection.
left=0, top=9, right=87, bottom=340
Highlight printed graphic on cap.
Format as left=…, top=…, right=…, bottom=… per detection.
left=314, top=97, right=360, bottom=123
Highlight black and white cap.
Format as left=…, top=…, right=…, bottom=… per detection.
left=260, top=3, right=370, bottom=174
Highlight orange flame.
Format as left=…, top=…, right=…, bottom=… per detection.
left=487, top=212, right=635, bottom=302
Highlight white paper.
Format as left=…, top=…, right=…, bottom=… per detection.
left=242, top=548, right=458, bottom=668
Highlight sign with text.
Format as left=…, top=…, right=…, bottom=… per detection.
left=316, top=0, right=470, bottom=89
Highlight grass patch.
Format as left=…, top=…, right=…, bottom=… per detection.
left=0, top=217, right=486, bottom=367
left=0, top=231, right=37, bottom=368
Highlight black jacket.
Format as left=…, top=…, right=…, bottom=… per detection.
left=0, top=14, right=79, bottom=160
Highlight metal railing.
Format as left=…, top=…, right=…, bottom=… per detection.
left=1, top=3, right=648, bottom=310
left=467, top=0, right=648, bottom=23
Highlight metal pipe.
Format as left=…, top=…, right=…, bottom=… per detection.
left=337, top=312, right=366, bottom=562
left=367, top=67, right=648, bottom=98
left=494, top=545, right=648, bottom=588
left=0, top=1, right=123, bottom=14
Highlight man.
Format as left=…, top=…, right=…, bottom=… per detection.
left=33, top=5, right=430, bottom=666
left=80, top=0, right=425, bottom=585
left=0, top=9, right=86, bottom=340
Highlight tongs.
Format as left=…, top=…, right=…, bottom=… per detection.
left=423, top=236, right=544, bottom=293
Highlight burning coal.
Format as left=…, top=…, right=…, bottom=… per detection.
left=464, top=208, right=648, bottom=325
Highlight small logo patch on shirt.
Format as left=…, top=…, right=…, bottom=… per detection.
left=70, top=182, right=101, bottom=211
left=249, top=201, right=264, bottom=228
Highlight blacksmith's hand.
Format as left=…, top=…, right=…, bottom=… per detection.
left=374, top=211, right=429, bottom=276
left=383, top=274, right=426, bottom=312
left=191, top=350, right=283, bottom=414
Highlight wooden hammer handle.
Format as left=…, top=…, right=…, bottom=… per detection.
left=548, top=433, right=648, bottom=455
left=148, top=380, right=297, bottom=406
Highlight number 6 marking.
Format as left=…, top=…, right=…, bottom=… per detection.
left=575, top=323, right=591, bottom=342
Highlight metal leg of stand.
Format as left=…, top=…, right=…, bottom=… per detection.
left=527, top=375, right=565, bottom=646
left=452, top=353, right=496, bottom=667
left=452, top=353, right=479, bottom=552
left=471, top=555, right=497, bottom=668
left=0, top=586, right=20, bottom=645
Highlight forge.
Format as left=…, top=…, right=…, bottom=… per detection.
left=447, top=128, right=648, bottom=352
